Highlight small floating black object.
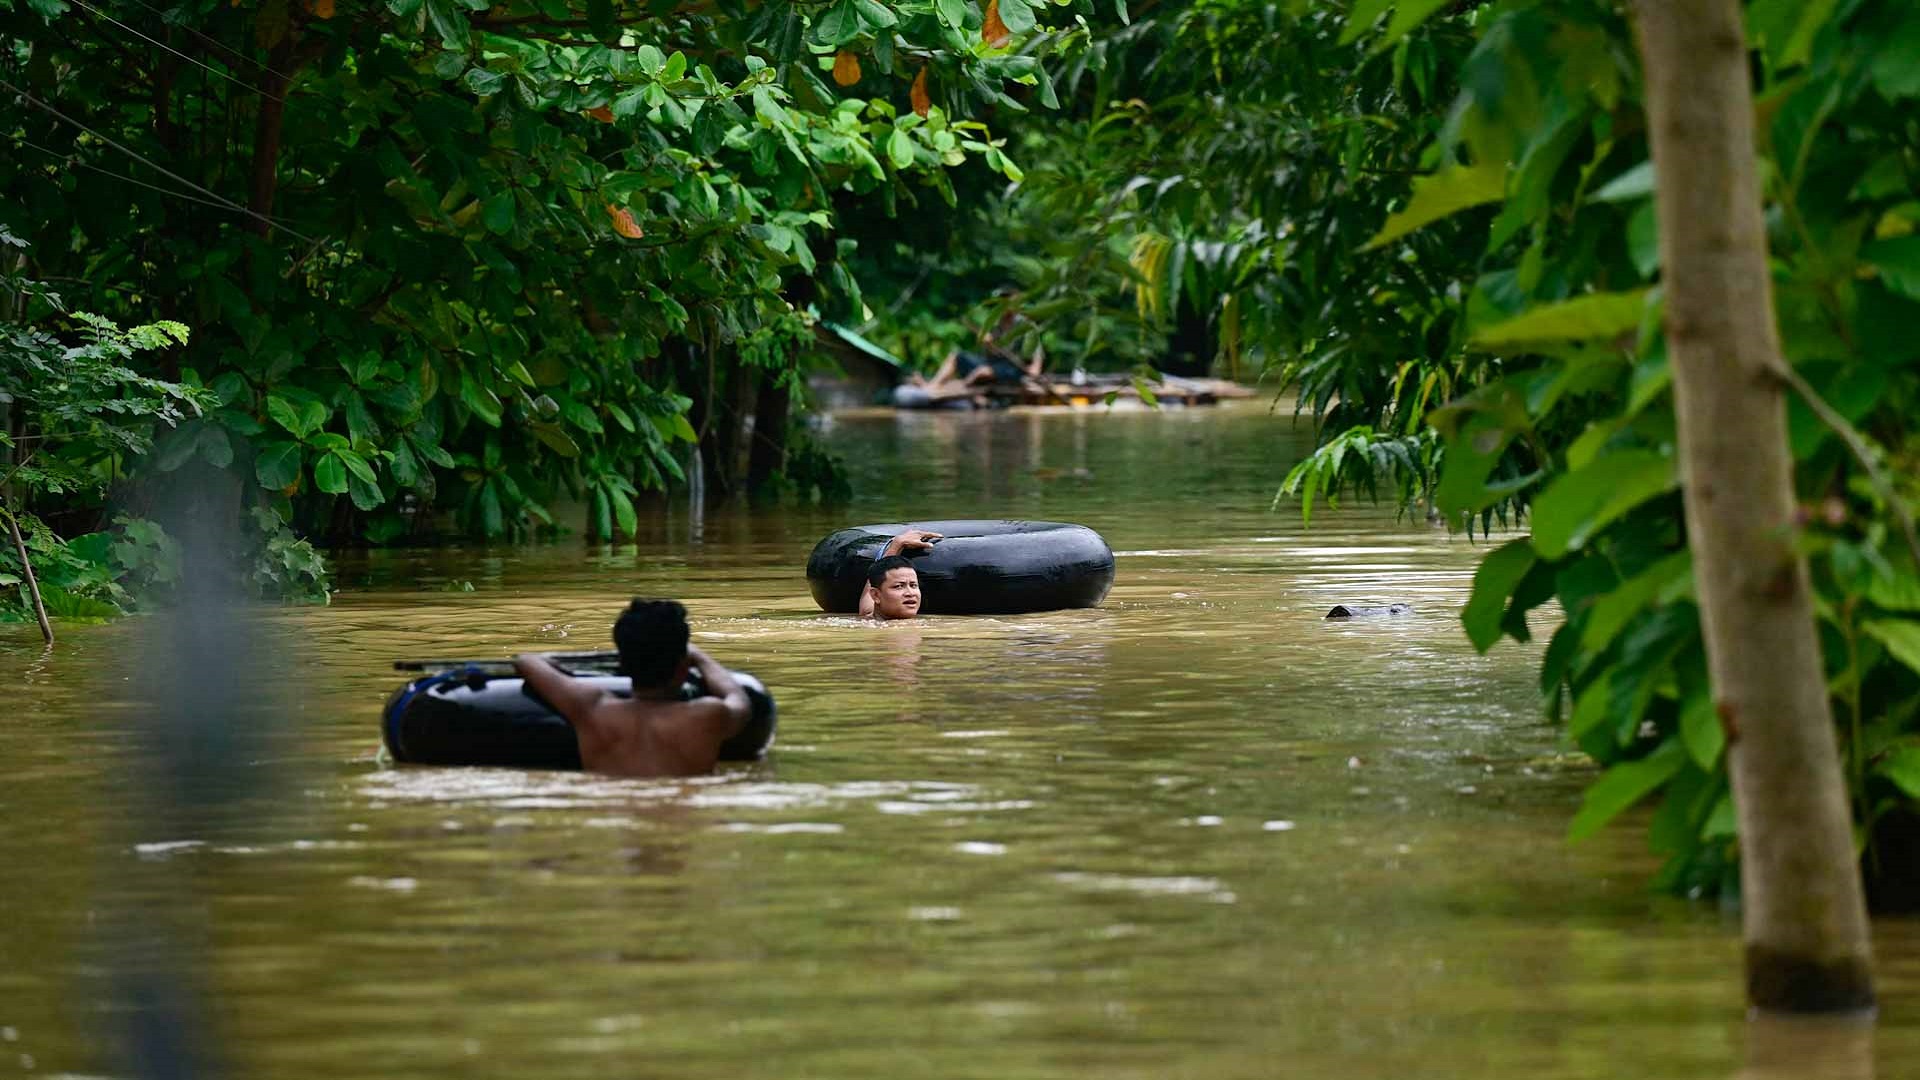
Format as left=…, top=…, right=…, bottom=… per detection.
left=1325, top=603, right=1413, bottom=619
left=806, top=519, right=1115, bottom=615
left=383, top=668, right=776, bottom=769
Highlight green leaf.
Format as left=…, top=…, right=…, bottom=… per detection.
left=1470, top=290, right=1651, bottom=350
left=254, top=440, right=303, bottom=490
left=853, top=0, right=899, bottom=30
left=933, top=0, right=970, bottom=29
left=1863, top=618, right=1920, bottom=677
left=995, top=0, right=1035, bottom=33
left=347, top=470, right=384, bottom=512
left=460, top=376, right=503, bottom=427
left=464, top=67, right=504, bottom=95
left=313, top=453, right=348, bottom=495
left=611, top=486, right=638, bottom=536
left=425, top=0, right=470, bottom=51
left=663, top=50, right=688, bottom=81
left=1580, top=550, right=1692, bottom=656
left=1462, top=537, right=1536, bottom=653
left=1570, top=739, right=1687, bottom=841
left=1528, top=450, right=1677, bottom=559
left=482, top=190, right=515, bottom=234
left=195, top=424, right=233, bottom=468
left=1363, top=163, right=1505, bottom=250
left=335, top=448, right=379, bottom=486
left=1378, top=0, right=1451, bottom=52
left=1749, top=0, right=1841, bottom=69
left=1867, top=569, right=1920, bottom=612
left=1592, top=160, right=1655, bottom=203
left=670, top=413, right=698, bottom=442
left=267, top=394, right=326, bottom=440
left=530, top=423, right=581, bottom=458
left=813, top=0, right=862, bottom=46
left=887, top=128, right=915, bottom=169
left=1339, top=0, right=1391, bottom=44
left=1880, top=746, right=1920, bottom=799
left=1862, top=236, right=1920, bottom=300
left=1868, top=12, right=1920, bottom=101
left=1680, top=684, right=1725, bottom=770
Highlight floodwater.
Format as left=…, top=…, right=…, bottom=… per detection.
left=3, top=401, right=1915, bottom=1078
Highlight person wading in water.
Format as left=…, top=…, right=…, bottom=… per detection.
left=859, top=529, right=942, bottom=620
left=515, top=599, right=751, bottom=777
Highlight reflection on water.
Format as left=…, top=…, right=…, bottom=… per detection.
left=2, top=402, right=1916, bottom=1079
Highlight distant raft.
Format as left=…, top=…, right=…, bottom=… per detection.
left=383, top=669, right=776, bottom=769
left=806, top=519, right=1115, bottom=616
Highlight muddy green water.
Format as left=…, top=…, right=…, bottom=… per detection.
left=2, top=403, right=1915, bottom=1079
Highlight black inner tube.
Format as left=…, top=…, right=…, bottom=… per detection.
left=805, top=519, right=1115, bottom=615
left=384, top=668, right=776, bottom=769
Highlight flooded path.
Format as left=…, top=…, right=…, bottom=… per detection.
left=3, top=403, right=1915, bottom=1078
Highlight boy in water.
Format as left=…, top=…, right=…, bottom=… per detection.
left=858, top=529, right=942, bottom=620
left=515, top=599, right=751, bottom=778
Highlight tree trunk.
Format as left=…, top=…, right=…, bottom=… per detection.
left=1632, top=0, right=1874, bottom=1013
left=6, top=505, right=53, bottom=645
left=246, top=39, right=295, bottom=239
left=746, top=374, right=791, bottom=495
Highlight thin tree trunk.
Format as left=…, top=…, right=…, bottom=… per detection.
left=1633, top=0, right=1874, bottom=1013
left=6, top=506, right=53, bottom=645
left=246, top=40, right=294, bottom=238
left=746, top=373, right=790, bottom=495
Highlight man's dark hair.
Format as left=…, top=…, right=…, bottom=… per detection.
left=613, top=599, right=690, bottom=687
left=867, top=555, right=916, bottom=588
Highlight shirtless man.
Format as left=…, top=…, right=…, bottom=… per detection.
left=514, top=599, right=751, bottom=778
left=858, top=529, right=942, bottom=620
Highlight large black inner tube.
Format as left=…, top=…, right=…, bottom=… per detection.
left=383, top=669, right=776, bottom=769
left=805, top=519, right=1115, bottom=615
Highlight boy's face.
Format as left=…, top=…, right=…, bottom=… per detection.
left=872, top=567, right=922, bottom=619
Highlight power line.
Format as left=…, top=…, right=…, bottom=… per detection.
left=13, top=135, right=269, bottom=215
left=116, top=0, right=299, bottom=84
left=0, top=78, right=321, bottom=246
left=71, top=0, right=285, bottom=103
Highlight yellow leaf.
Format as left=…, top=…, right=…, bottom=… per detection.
left=605, top=205, right=644, bottom=239
left=309, top=0, right=335, bottom=17
left=832, top=51, right=862, bottom=87
left=911, top=66, right=930, bottom=118
left=983, top=0, right=1011, bottom=45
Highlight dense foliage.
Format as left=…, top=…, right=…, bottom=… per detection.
left=1, top=0, right=1072, bottom=564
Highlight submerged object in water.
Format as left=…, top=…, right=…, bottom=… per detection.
left=1325, top=603, right=1413, bottom=619
left=382, top=668, right=776, bottom=768
left=806, top=519, right=1115, bottom=615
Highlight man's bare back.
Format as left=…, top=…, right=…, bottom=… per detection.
left=515, top=606, right=751, bottom=778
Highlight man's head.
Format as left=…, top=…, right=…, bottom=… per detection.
left=866, top=556, right=922, bottom=619
left=613, top=599, right=691, bottom=687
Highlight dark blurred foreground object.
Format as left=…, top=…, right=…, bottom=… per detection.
left=383, top=661, right=775, bottom=769
left=1325, top=604, right=1413, bottom=619
left=807, top=520, right=1114, bottom=615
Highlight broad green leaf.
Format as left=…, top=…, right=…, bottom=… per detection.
left=1470, top=290, right=1651, bottom=349
left=663, top=51, right=688, bottom=81
left=196, top=424, right=233, bottom=468
left=888, top=128, right=915, bottom=169
left=933, top=0, right=970, bottom=29
left=1379, top=0, right=1451, bottom=51
left=1880, top=746, right=1920, bottom=799
left=1749, top=0, right=1841, bottom=69
left=1462, top=538, right=1536, bottom=653
left=1627, top=202, right=1660, bottom=279
left=482, top=191, right=515, bottom=234
left=347, top=470, right=384, bottom=512
left=1339, top=0, right=1392, bottom=44
left=313, top=453, right=348, bottom=495
left=1867, top=569, right=1920, bottom=612
left=1868, top=12, right=1920, bottom=101
left=530, top=423, right=582, bottom=458
left=254, top=440, right=303, bottom=490
left=611, top=486, right=638, bottom=536
left=994, top=0, right=1034, bottom=33
left=813, top=0, right=862, bottom=45
left=853, top=0, right=899, bottom=30
left=1363, top=163, right=1505, bottom=250
left=1528, top=450, right=1676, bottom=559
left=460, top=377, right=503, bottom=427
left=1863, top=618, right=1920, bottom=676
left=335, top=448, right=379, bottom=486
left=267, top=394, right=326, bottom=439
left=1581, top=550, right=1693, bottom=655
left=669, top=413, right=699, bottom=443
left=425, top=0, right=470, bottom=50
left=1592, top=160, right=1654, bottom=203
left=1862, top=236, right=1920, bottom=300
left=1570, top=739, right=1686, bottom=841
left=1679, top=684, right=1725, bottom=770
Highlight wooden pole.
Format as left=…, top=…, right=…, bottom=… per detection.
left=1632, top=0, right=1874, bottom=1012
